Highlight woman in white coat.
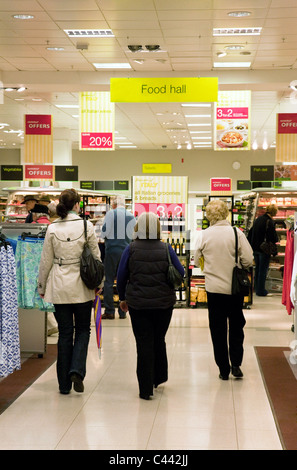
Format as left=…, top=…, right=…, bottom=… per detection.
left=38, top=188, right=101, bottom=395
left=194, top=199, right=253, bottom=381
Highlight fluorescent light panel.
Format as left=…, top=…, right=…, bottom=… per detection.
left=182, top=103, right=211, bottom=107
left=93, top=63, right=131, bottom=69
left=213, top=62, right=251, bottom=68
left=64, top=29, right=114, bottom=37
left=213, top=27, right=262, bottom=36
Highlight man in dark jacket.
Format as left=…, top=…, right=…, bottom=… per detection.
left=22, top=195, right=38, bottom=223
left=248, top=205, right=278, bottom=296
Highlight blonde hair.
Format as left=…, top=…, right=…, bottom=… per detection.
left=266, top=204, right=278, bottom=217
left=133, top=212, right=161, bottom=239
left=205, top=199, right=229, bottom=225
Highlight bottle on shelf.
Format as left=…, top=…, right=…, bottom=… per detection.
left=176, top=238, right=180, bottom=255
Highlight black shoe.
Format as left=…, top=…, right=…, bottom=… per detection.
left=70, top=373, right=84, bottom=392
left=119, top=314, right=126, bottom=319
left=139, top=394, right=151, bottom=400
left=102, top=313, right=115, bottom=319
left=231, top=366, right=243, bottom=378
left=60, top=390, right=70, bottom=395
left=219, top=374, right=229, bottom=380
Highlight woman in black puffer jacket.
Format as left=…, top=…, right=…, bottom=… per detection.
left=117, top=212, right=184, bottom=400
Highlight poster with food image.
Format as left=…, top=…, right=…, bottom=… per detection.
left=274, top=164, right=297, bottom=181
left=214, top=91, right=251, bottom=151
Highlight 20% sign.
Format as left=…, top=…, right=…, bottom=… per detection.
left=81, top=132, right=113, bottom=149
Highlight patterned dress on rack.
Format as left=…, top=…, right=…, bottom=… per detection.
left=15, top=237, right=55, bottom=312
left=0, top=244, right=21, bottom=378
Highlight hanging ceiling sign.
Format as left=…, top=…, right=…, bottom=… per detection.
left=110, top=77, right=218, bottom=103
left=210, top=177, right=232, bottom=195
left=24, top=114, right=53, bottom=164
left=214, top=90, right=251, bottom=151
left=79, top=91, right=115, bottom=151
left=24, top=165, right=53, bottom=180
left=276, top=113, right=297, bottom=162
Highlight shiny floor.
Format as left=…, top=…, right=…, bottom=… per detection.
left=0, top=294, right=295, bottom=450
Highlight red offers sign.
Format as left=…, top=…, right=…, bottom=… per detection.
left=25, top=115, right=52, bottom=135
left=210, top=177, right=232, bottom=194
left=25, top=165, right=53, bottom=180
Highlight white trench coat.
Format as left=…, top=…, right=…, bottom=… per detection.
left=38, top=212, right=102, bottom=304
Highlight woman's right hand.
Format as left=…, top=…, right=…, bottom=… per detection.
left=120, top=300, right=129, bottom=312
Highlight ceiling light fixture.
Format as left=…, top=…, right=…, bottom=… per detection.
left=217, top=51, right=227, bottom=58
left=185, top=114, right=211, bottom=118
left=145, top=45, right=161, bottom=51
left=227, top=11, right=252, bottom=17
left=55, top=104, right=79, bottom=108
left=182, top=103, right=211, bottom=107
left=213, top=62, right=251, bottom=68
left=1, top=86, right=27, bottom=92
left=93, top=63, right=131, bottom=69
left=46, top=47, right=65, bottom=51
left=225, top=45, right=245, bottom=51
left=64, top=29, right=114, bottom=37
left=213, top=27, right=262, bottom=36
left=12, top=14, right=34, bottom=20
left=128, top=45, right=143, bottom=52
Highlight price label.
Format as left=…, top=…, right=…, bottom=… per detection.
left=81, top=132, right=113, bottom=149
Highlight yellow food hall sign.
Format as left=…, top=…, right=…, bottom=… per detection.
left=110, top=77, right=218, bottom=103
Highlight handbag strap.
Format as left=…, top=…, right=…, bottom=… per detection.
left=233, top=226, right=239, bottom=264
left=166, top=243, right=173, bottom=266
left=83, top=218, right=87, bottom=242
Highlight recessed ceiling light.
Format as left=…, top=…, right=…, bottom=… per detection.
left=228, top=11, right=252, bottom=17
left=213, top=62, right=251, bottom=68
left=64, top=29, right=114, bottom=37
left=12, top=14, right=34, bottom=20
left=213, top=27, right=261, bottom=36
left=225, top=45, right=245, bottom=51
left=185, top=114, right=211, bottom=118
left=217, top=51, right=227, bottom=58
left=55, top=104, right=79, bottom=108
left=47, top=47, right=65, bottom=51
left=188, top=123, right=211, bottom=127
left=93, top=63, right=131, bottom=69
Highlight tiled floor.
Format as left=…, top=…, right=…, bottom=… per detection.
left=0, top=294, right=294, bottom=450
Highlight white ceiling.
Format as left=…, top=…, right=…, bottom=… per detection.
left=0, top=0, right=296, bottom=150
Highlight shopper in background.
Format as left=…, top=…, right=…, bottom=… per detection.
left=31, top=204, right=51, bottom=224
left=22, top=195, right=38, bottom=223
left=248, top=204, right=278, bottom=296
left=194, top=199, right=253, bottom=381
left=101, top=195, right=136, bottom=319
left=117, top=212, right=185, bottom=400
left=38, top=188, right=102, bottom=395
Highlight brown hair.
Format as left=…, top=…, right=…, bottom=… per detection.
left=56, top=189, right=80, bottom=219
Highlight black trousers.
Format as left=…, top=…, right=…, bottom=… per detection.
left=129, top=307, right=173, bottom=396
left=206, top=292, right=246, bottom=377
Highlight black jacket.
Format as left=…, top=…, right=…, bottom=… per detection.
left=248, top=213, right=278, bottom=252
left=125, top=239, right=176, bottom=310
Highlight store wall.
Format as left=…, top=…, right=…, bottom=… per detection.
left=72, top=148, right=276, bottom=193
left=0, top=147, right=276, bottom=194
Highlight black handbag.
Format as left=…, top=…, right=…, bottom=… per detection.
left=260, top=220, right=277, bottom=256
left=231, top=227, right=251, bottom=296
left=80, top=219, right=104, bottom=290
left=166, top=243, right=183, bottom=290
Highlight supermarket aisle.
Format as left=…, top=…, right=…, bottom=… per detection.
left=0, top=295, right=294, bottom=450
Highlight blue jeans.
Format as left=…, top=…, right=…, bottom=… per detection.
left=253, top=251, right=270, bottom=296
left=54, top=301, right=92, bottom=393
left=103, top=249, right=125, bottom=317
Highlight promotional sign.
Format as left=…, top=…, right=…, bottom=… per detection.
left=132, top=175, right=188, bottom=218
left=214, top=91, right=251, bottom=151
left=275, top=164, right=297, bottom=181
left=24, top=115, right=53, bottom=163
left=1, top=165, right=23, bottom=181
left=110, top=77, right=218, bottom=103
left=210, top=178, right=232, bottom=195
left=25, top=165, right=53, bottom=180
left=276, top=113, right=297, bottom=162
left=79, top=92, right=114, bottom=151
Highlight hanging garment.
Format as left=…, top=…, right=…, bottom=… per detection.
left=0, top=243, right=21, bottom=378
left=15, top=237, right=55, bottom=312
left=282, top=230, right=294, bottom=315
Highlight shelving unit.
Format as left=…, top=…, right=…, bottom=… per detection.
left=241, top=189, right=297, bottom=294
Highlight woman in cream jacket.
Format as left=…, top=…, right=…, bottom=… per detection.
left=38, top=189, right=101, bottom=395
left=194, top=199, right=253, bottom=381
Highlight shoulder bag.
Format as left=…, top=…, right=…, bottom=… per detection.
left=231, top=227, right=251, bottom=296
left=260, top=220, right=277, bottom=256
left=80, top=219, right=105, bottom=290
left=166, top=243, right=183, bottom=290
